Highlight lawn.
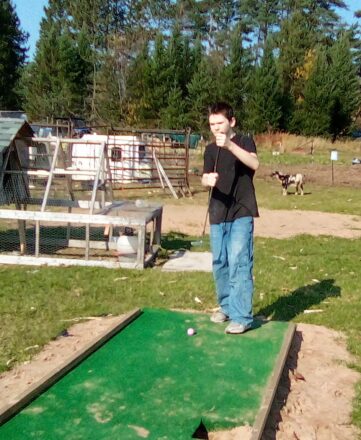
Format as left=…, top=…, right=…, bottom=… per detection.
left=0, top=234, right=360, bottom=427
left=255, top=179, right=361, bottom=216
left=1, top=144, right=361, bottom=430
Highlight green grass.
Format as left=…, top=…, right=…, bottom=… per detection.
left=257, top=149, right=358, bottom=166
left=255, top=179, right=361, bottom=216
left=1, top=146, right=361, bottom=431
left=1, top=234, right=361, bottom=428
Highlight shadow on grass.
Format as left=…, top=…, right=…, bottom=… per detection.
left=161, top=232, right=210, bottom=252
left=162, top=232, right=193, bottom=251
left=257, top=278, right=340, bottom=321
left=285, top=191, right=312, bottom=196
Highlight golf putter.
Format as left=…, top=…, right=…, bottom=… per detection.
left=201, top=146, right=221, bottom=238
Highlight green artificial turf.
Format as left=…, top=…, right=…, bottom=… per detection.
left=0, top=309, right=291, bottom=439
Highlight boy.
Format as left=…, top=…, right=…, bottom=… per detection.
left=202, top=102, right=259, bottom=334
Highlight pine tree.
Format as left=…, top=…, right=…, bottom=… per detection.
left=166, top=26, right=186, bottom=93
left=245, top=40, right=283, bottom=133
left=93, top=42, right=126, bottom=126
left=159, top=86, right=187, bottom=129
left=21, top=0, right=92, bottom=120
left=66, top=0, right=133, bottom=122
left=187, top=56, right=219, bottom=134
left=219, top=25, right=250, bottom=126
left=145, top=32, right=175, bottom=125
left=328, top=34, right=360, bottom=139
left=179, top=36, right=193, bottom=95
left=294, top=46, right=332, bottom=136
left=295, top=35, right=360, bottom=139
left=14, top=0, right=361, bottom=132
left=276, top=10, right=316, bottom=98
left=0, top=0, right=27, bottom=109
left=239, top=0, right=281, bottom=60
left=124, top=41, right=153, bottom=126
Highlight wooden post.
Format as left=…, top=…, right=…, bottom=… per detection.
left=136, top=226, right=146, bottom=269
left=330, top=150, right=338, bottom=185
left=16, top=203, right=26, bottom=255
left=331, top=161, right=334, bottom=185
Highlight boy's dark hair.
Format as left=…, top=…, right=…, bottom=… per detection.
left=208, top=102, right=234, bottom=121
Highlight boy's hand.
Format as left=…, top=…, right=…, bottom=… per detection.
left=215, top=133, right=230, bottom=149
left=202, top=172, right=219, bottom=187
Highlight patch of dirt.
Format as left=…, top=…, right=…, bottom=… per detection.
left=162, top=205, right=361, bottom=239
left=262, top=324, right=360, bottom=440
left=1, top=207, right=360, bottom=439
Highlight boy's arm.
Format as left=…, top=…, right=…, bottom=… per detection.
left=215, top=133, right=259, bottom=171
left=202, top=145, right=219, bottom=187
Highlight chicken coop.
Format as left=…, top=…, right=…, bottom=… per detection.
left=0, top=119, right=164, bottom=269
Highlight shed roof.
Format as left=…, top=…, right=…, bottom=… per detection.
left=0, top=118, right=32, bottom=152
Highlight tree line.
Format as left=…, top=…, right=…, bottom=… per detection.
left=1, top=0, right=361, bottom=139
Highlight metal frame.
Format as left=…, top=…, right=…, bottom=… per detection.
left=0, top=137, right=163, bottom=269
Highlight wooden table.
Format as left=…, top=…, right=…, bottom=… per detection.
left=97, top=200, right=163, bottom=269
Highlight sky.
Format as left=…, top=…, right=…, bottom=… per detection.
left=12, top=0, right=361, bottom=61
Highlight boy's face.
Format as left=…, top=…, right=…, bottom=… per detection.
left=209, top=113, right=236, bottom=137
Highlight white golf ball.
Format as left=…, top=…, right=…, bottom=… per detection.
left=187, top=327, right=196, bottom=336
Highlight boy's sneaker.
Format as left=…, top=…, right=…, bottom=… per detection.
left=225, top=321, right=252, bottom=334
left=210, top=309, right=229, bottom=323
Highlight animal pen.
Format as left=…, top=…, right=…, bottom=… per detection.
left=0, top=121, right=195, bottom=269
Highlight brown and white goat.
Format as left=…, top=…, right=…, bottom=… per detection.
left=271, top=171, right=305, bottom=196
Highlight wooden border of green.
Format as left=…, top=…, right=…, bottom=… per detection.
left=0, top=308, right=142, bottom=426
left=250, top=322, right=296, bottom=440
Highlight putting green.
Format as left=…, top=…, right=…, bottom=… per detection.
left=0, top=309, right=292, bottom=439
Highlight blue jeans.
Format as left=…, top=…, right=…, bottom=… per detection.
left=210, top=217, right=254, bottom=325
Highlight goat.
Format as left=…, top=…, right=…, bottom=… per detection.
left=271, top=171, right=305, bottom=196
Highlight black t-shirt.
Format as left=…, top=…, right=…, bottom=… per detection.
left=203, top=134, right=259, bottom=224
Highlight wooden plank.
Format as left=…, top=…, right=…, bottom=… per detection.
left=5, top=169, right=97, bottom=176
left=152, top=149, right=165, bottom=189
left=0, top=309, right=142, bottom=426
left=136, top=226, right=146, bottom=268
left=89, top=142, right=106, bottom=215
left=25, top=198, right=113, bottom=209
left=154, top=210, right=162, bottom=246
left=0, top=255, right=126, bottom=269
left=97, top=201, right=162, bottom=215
left=0, top=251, right=160, bottom=270
left=85, top=223, right=90, bottom=260
left=32, top=137, right=106, bottom=145
left=153, top=153, right=179, bottom=199
left=250, top=323, right=296, bottom=440
left=17, top=219, right=26, bottom=255
left=15, top=202, right=26, bottom=255
left=35, top=220, right=40, bottom=257
left=41, top=138, right=60, bottom=212
left=0, top=209, right=160, bottom=226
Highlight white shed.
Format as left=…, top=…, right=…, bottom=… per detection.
left=71, top=134, right=151, bottom=182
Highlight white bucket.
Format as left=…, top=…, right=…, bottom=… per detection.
left=116, top=235, right=138, bottom=254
